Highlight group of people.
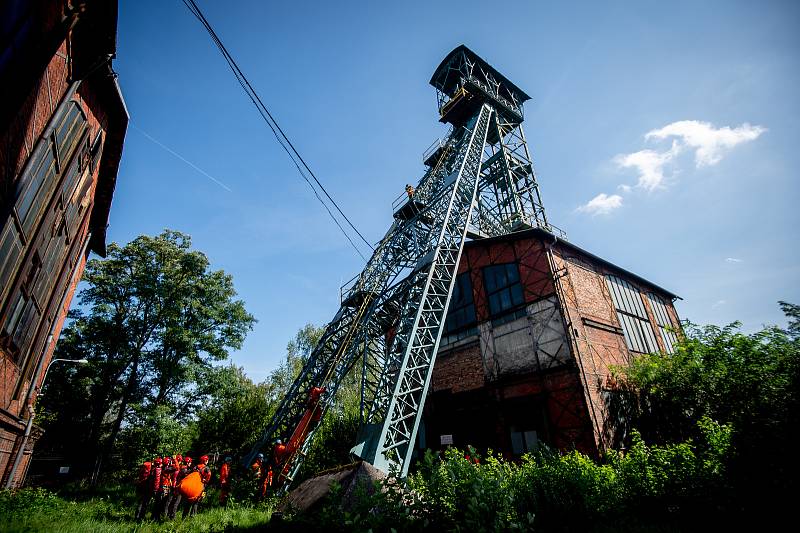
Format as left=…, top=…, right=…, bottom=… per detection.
left=134, top=453, right=232, bottom=521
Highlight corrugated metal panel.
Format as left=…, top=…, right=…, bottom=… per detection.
left=646, top=293, right=678, bottom=353
left=606, top=275, right=658, bottom=354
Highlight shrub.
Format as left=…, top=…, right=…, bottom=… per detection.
left=298, top=417, right=730, bottom=532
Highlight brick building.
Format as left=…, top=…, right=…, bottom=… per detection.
left=0, top=1, right=127, bottom=487
left=421, top=228, right=680, bottom=457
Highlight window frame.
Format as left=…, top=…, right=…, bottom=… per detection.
left=483, top=262, right=526, bottom=320
left=646, top=292, right=678, bottom=353
left=0, top=99, right=88, bottom=362
left=443, top=272, right=477, bottom=334
left=606, top=274, right=659, bottom=354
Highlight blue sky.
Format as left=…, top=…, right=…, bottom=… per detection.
left=111, top=0, right=799, bottom=381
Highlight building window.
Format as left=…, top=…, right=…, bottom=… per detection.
left=441, top=273, right=478, bottom=345
left=0, top=223, right=24, bottom=303
left=2, top=291, right=39, bottom=359
left=605, top=275, right=658, bottom=354
left=444, top=273, right=476, bottom=333
left=483, top=262, right=525, bottom=319
left=16, top=140, right=58, bottom=236
left=510, top=428, right=539, bottom=455
left=1, top=100, right=86, bottom=364
left=15, top=101, right=86, bottom=240
left=646, top=293, right=678, bottom=353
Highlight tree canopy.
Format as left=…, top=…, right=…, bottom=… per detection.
left=37, top=230, right=255, bottom=480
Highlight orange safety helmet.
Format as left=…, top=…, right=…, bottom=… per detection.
left=199, top=454, right=209, bottom=465
left=184, top=456, right=193, bottom=465
left=154, top=457, right=163, bottom=465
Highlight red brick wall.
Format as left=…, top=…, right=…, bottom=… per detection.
left=459, top=236, right=555, bottom=323
left=1, top=36, right=107, bottom=414
left=497, top=368, right=596, bottom=454
left=0, top=40, right=71, bottom=198
left=431, top=342, right=484, bottom=394
left=0, top=35, right=112, bottom=487
left=551, top=244, right=680, bottom=451
left=427, top=234, right=598, bottom=456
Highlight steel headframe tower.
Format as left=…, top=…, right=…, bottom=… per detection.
left=248, top=45, right=563, bottom=488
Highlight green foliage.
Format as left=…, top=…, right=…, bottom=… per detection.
left=116, top=404, right=199, bottom=466
left=0, top=487, right=60, bottom=516
left=37, top=230, right=256, bottom=481
left=616, top=302, right=799, bottom=513
left=293, top=420, right=729, bottom=532
left=192, top=364, right=271, bottom=457
left=267, top=324, right=324, bottom=403
left=0, top=485, right=272, bottom=533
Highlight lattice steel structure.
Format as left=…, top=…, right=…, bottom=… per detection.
left=248, top=45, right=562, bottom=487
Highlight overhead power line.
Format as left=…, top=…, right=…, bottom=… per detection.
left=181, top=0, right=374, bottom=260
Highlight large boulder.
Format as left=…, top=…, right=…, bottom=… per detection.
left=279, top=461, right=386, bottom=514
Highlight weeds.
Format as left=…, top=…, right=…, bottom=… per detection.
left=0, top=485, right=273, bottom=533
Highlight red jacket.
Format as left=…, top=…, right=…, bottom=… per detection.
left=136, top=462, right=152, bottom=487
left=150, top=466, right=162, bottom=493
left=219, top=463, right=230, bottom=486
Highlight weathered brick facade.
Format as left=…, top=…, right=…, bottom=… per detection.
left=422, top=229, right=680, bottom=458
left=0, top=1, right=127, bottom=488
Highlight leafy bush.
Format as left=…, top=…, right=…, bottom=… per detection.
left=616, top=302, right=799, bottom=516
left=0, top=487, right=61, bottom=516
left=294, top=418, right=730, bottom=532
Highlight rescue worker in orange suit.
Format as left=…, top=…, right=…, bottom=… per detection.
left=219, top=456, right=233, bottom=505
left=134, top=458, right=153, bottom=520
left=168, top=455, right=193, bottom=520
left=174, top=454, right=183, bottom=472
left=266, top=439, right=288, bottom=497
left=183, top=454, right=212, bottom=517
left=157, top=456, right=176, bottom=519
left=250, top=453, right=264, bottom=500
left=138, top=457, right=161, bottom=520
left=405, top=184, right=415, bottom=199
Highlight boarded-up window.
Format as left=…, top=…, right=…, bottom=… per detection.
left=606, top=275, right=658, bottom=354
left=647, top=293, right=678, bottom=353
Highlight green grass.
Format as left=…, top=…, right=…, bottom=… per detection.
left=0, top=486, right=274, bottom=533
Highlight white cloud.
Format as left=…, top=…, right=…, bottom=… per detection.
left=613, top=141, right=681, bottom=191
left=617, top=184, right=632, bottom=193
left=712, top=299, right=727, bottom=310
left=725, top=257, right=743, bottom=263
left=576, top=193, right=623, bottom=216
left=645, top=120, right=766, bottom=167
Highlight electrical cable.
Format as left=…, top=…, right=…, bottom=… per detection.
left=181, top=0, right=373, bottom=260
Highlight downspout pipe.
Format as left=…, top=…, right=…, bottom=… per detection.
left=3, top=233, right=92, bottom=489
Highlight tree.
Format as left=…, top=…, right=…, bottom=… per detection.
left=192, top=364, right=271, bottom=458
left=267, top=323, right=324, bottom=402
left=617, top=301, right=800, bottom=517
left=37, top=230, right=255, bottom=481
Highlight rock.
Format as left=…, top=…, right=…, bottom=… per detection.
left=279, top=461, right=386, bottom=514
